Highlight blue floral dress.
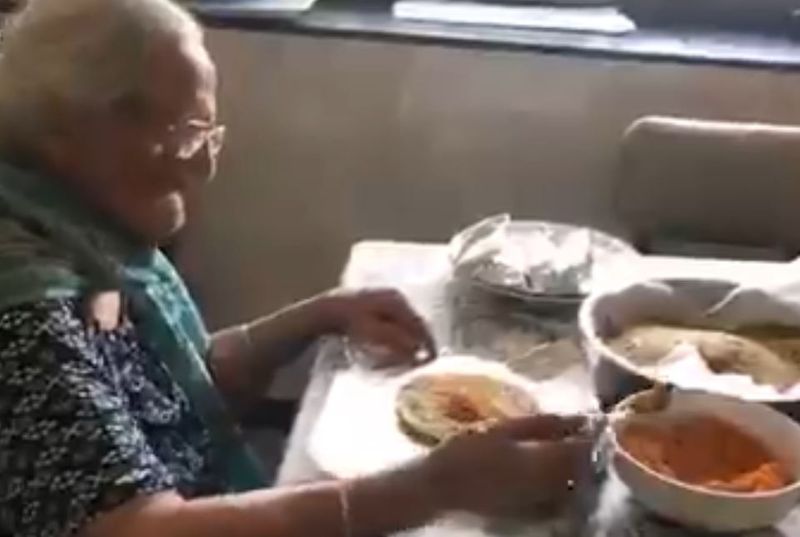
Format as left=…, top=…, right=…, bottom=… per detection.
left=0, top=298, right=226, bottom=537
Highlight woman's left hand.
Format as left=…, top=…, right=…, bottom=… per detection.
left=318, top=288, right=437, bottom=368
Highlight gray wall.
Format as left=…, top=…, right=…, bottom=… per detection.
left=176, top=28, right=800, bottom=392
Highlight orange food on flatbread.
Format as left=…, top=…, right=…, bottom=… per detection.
left=620, top=415, right=792, bottom=493
left=396, top=373, right=537, bottom=446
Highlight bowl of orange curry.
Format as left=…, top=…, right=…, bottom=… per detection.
left=610, top=389, right=800, bottom=532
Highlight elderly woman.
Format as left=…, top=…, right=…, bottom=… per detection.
left=0, top=1, right=591, bottom=536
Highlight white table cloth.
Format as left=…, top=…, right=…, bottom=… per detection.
left=277, top=240, right=800, bottom=537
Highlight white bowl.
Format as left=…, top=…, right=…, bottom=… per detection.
left=578, top=278, right=800, bottom=419
left=610, top=390, right=800, bottom=532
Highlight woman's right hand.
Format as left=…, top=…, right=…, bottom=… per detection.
left=417, top=414, right=595, bottom=517
left=82, top=414, right=596, bottom=537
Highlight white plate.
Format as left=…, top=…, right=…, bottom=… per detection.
left=308, top=353, right=597, bottom=479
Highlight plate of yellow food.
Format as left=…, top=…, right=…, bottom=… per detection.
left=396, top=372, right=538, bottom=446
left=308, top=353, right=588, bottom=479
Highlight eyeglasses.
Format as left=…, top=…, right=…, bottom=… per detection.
left=152, top=119, right=226, bottom=161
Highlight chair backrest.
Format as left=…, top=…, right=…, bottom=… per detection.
left=616, top=115, right=800, bottom=259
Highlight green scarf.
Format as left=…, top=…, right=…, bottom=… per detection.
left=0, top=159, right=266, bottom=492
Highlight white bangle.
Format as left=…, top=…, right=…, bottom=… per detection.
left=337, top=481, right=353, bottom=537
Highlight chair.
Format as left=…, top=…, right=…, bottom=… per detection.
left=615, top=115, right=800, bottom=260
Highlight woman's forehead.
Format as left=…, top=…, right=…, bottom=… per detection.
left=144, top=36, right=217, bottom=123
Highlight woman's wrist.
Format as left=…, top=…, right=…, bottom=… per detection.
left=346, top=461, right=445, bottom=534
left=305, top=291, right=348, bottom=335
left=243, top=292, right=342, bottom=349
left=408, top=458, right=454, bottom=514
left=412, top=452, right=461, bottom=513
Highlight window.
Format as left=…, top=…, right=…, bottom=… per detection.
left=393, top=0, right=796, bottom=34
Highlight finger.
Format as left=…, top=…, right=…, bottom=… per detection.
left=409, top=321, right=437, bottom=364
left=380, top=307, right=436, bottom=362
left=392, top=309, right=437, bottom=362
left=366, top=290, right=438, bottom=361
left=351, top=320, right=421, bottom=365
left=365, top=289, right=424, bottom=328
left=359, top=288, right=411, bottom=318
left=518, top=438, right=594, bottom=490
left=522, top=437, right=594, bottom=463
left=492, top=414, right=590, bottom=441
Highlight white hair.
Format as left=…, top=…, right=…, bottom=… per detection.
left=0, top=0, right=202, bottom=147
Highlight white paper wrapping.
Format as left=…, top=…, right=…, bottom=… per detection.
left=449, top=215, right=637, bottom=297
left=585, top=278, right=800, bottom=401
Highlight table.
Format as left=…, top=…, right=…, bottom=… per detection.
left=277, top=241, right=800, bottom=537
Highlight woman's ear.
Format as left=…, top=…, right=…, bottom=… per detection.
left=38, top=134, right=69, bottom=169
left=36, top=101, right=86, bottom=172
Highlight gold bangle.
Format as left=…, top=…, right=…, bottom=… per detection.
left=337, top=481, right=353, bottom=537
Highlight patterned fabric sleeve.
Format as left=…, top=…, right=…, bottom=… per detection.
left=0, top=301, right=177, bottom=537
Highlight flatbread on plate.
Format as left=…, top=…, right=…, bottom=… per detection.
left=607, top=323, right=800, bottom=390
left=396, top=372, right=538, bottom=446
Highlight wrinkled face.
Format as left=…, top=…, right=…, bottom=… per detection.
left=46, top=33, right=219, bottom=244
